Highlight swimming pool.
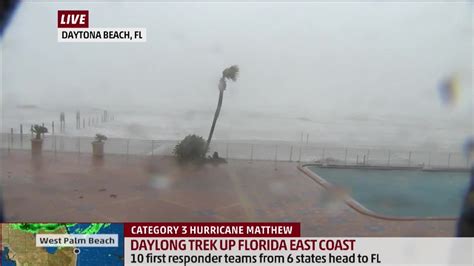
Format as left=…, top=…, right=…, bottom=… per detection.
left=307, top=166, right=470, bottom=218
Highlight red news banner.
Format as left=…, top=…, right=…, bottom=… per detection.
left=123, top=222, right=473, bottom=265
left=125, top=222, right=301, bottom=238
left=123, top=222, right=369, bottom=265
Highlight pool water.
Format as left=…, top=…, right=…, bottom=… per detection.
left=308, top=166, right=470, bottom=218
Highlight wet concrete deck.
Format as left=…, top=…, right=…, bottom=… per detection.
left=1, top=150, right=456, bottom=236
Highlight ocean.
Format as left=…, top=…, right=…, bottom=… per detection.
left=2, top=103, right=470, bottom=154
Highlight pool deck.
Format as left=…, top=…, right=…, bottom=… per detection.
left=0, top=149, right=457, bottom=236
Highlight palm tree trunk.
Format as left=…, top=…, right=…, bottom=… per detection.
left=205, top=90, right=224, bottom=154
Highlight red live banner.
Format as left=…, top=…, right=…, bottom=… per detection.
left=57, top=10, right=89, bottom=28
left=124, top=223, right=301, bottom=238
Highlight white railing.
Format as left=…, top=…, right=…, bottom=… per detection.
left=0, top=133, right=469, bottom=169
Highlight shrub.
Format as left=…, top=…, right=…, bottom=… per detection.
left=173, top=134, right=207, bottom=162
left=95, top=134, right=107, bottom=142
left=31, top=125, right=48, bottom=140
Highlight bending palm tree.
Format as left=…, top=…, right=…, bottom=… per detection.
left=205, top=65, right=239, bottom=155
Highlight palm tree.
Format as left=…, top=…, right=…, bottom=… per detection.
left=205, top=65, right=239, bottom=155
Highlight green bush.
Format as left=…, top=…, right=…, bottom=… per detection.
left=31, top=125, right=48, bottom=140
left=95, top=134, right=107, bottom=142
left=173, top=135, right=208, bottom=162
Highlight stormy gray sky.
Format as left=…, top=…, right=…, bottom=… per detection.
left=1, top=1, right=472, bottom=146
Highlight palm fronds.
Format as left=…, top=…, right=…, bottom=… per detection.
left=222, top=65, right=239, bottom=81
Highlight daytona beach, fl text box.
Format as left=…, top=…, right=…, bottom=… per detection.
left=58, top=28, right=146, bottom=42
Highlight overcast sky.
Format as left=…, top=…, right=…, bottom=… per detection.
left=1, top=1, right=472, bottom=136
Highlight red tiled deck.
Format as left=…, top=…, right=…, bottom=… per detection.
left=1, top=150, right=456, bottom=236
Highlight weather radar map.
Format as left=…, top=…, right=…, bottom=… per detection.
left=1, top=223, right=124, bottom=265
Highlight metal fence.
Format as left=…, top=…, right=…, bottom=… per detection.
left=209, top=141, right=469, bottom=169
left=0, top=133, right=469, bottom=169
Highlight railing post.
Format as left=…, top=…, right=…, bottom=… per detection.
left=126, top=139, right=130, bottom=161
left=151, top=140, right=155, bottom=156
left=274, top=145, right=278, bottom=161
left=226, top=143, right=229, bottom=159
left=298, top=145, right=302, bottom=162
left=344, top=148, right=348, bottom=165
left=7, top=129, right=11, bottom=153
left=54, top=135, right=57, bottom=156
left=20, top=124, right=23, bottom=148
left=274, top=145, right=278, bottom=170
left=10, top=128, right=13, bottom=148
left=289, top=145, right=293, bottom=162
left=52, top=121, right=55, bottom=135
left=60, top=135, right=64, bottom=151
left=77, top=137, right=81, bottom=164
left=250, top=144, right=254, bottom=161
